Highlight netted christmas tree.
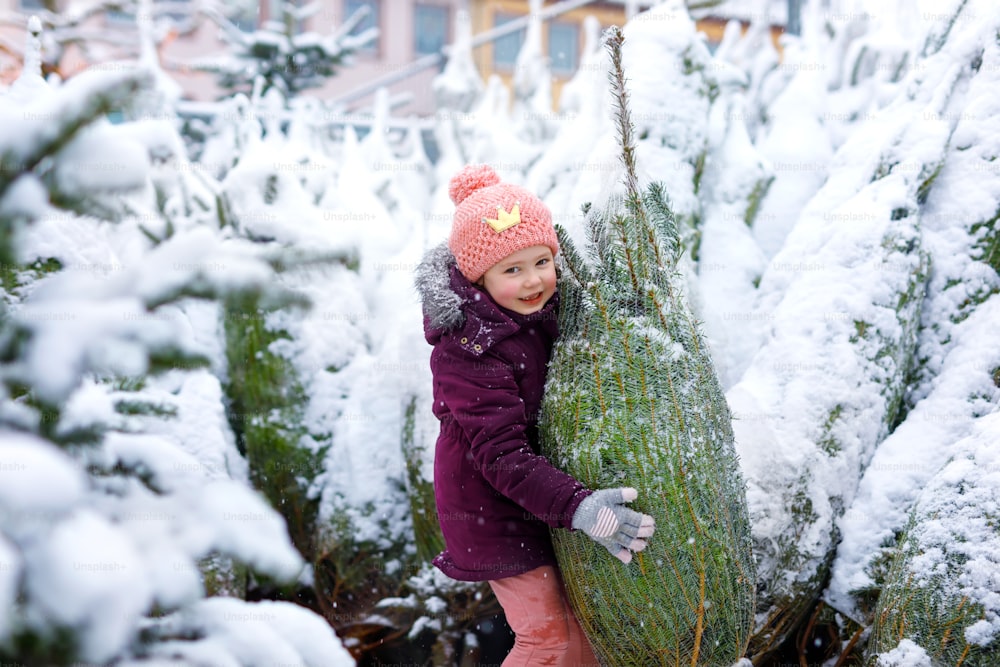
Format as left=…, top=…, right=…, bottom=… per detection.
left=865, top=411, right=1000, bottom=667
left=538, top=27, right=755, bottom=666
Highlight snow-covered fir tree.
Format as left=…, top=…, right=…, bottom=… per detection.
left=0, top=18, right=354, bottom=667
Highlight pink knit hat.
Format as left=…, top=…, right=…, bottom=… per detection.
left=448, top=164, right=560, bottom=283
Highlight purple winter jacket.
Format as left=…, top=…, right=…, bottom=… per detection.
left=415, top=243, right=592, bottom=582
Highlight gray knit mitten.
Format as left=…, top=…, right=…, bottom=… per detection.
left=571, top=487, right=655, bottom=564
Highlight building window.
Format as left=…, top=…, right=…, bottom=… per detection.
left=345, top=0, right=380, bottom=52
left=549, top=21, right=579, bottom=74
left=105, top=3, right=134, bottom=23
left=414, top=4, right=449, bottom=56
left=493, top=11, right=524, bottom=69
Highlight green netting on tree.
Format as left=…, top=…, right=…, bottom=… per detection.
left=538, top=26, right=755, bottom=666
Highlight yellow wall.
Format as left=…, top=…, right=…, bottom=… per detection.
left=471, top=0, right=639, bottom=107
left=698, top=17, right=785, bottom=53
left=470, top=1, right=784, bottom=109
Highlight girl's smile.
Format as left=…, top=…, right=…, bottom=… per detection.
left=520, top=291, right=543, bottom=305
left=479, top=245, right=557, bottom=315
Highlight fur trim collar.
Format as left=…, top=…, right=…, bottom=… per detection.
left=414, top=241, right=465, bottom=332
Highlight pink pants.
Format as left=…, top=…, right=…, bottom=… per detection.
left=488, top=565, right=601, bottom=667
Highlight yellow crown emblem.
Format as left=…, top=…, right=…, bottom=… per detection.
left=483, top=203, right=521, bottom=233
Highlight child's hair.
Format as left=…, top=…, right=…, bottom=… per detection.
left=448, top=164, right=560, bottom=283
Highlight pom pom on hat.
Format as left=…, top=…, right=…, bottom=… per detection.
left=449, top=164, right=501, bottom=205
left=447, top=164, right=559, bottom=283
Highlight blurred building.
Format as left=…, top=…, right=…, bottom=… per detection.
left=1, top=0, right=786, bottom=115
left=469, top=1, right=649, bottom=110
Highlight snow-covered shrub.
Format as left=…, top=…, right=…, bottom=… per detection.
left=400, top=395, right=444, bottom=564
left=205, top=85, right=417, bottom=616
left=197, top=0, right=377, bottom=96
left=0, top=30, right=353, bottom=665
left=526, top=15, right=612, bottom=230
left=827, top=0, right=1000, bottom=630
left=865, top=410, right=1000, bottom=666
left=695, top=89, right=772, bottom=389
left=723, top=2, right=989, bottom=653
left=617, top=0, right=719, bottom=256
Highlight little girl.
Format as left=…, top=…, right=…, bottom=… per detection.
left=415, top=164, right=655, bottom=666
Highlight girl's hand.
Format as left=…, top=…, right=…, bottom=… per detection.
left=571, top=487, right=655, bottom=564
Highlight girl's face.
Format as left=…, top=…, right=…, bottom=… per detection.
left=479, top=245, right=557, bottom=315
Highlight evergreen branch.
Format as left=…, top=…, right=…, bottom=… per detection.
left=0, top=69, right=151, bottom=199
left=605, top=26, right=639, bottom=204
left=555, top=224, right=593, bottom=289
left=605, top=28, right=679, bottom=286
left=584, top=204, right=611, bottom=277
left=144, top=281, right=308, bottom=312
left=262, top=247, right=360, bottom=274
left=554, top=225, right=590, bottom=337
left=643, top=183, right=681, bottom=267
